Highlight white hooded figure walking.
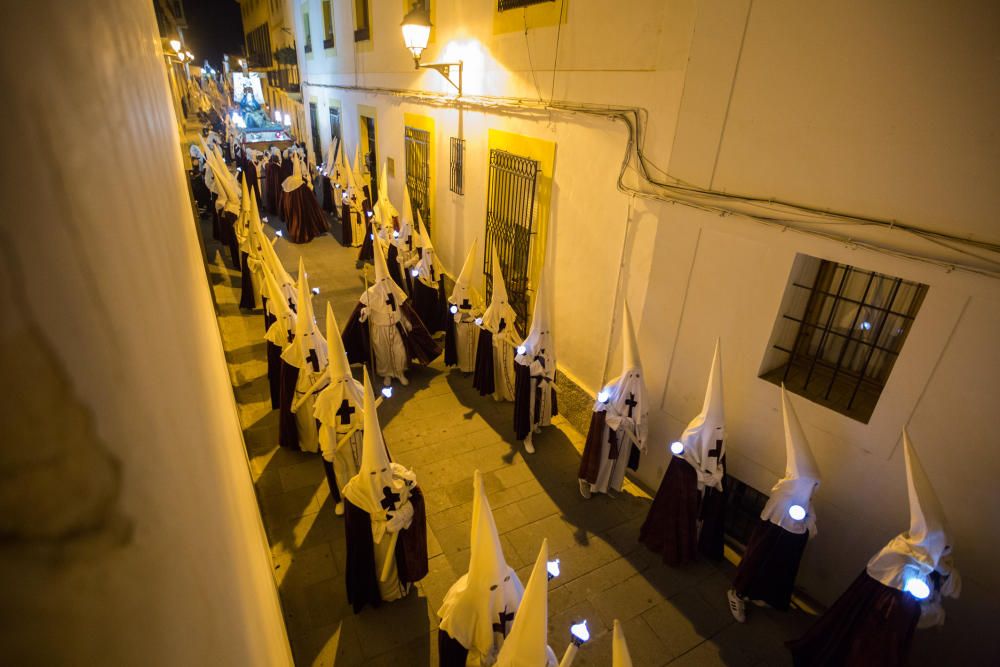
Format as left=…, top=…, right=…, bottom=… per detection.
left=790, top=430, right=960, bottom=664
left=282, top=258, right=327, bottom=453
left=444, top=240, right=483, bottom=373
left=437, top=470, right=524, bottom=666
left=513, top=270, right=557, bottom=454
left=494, top=539, right=557, bottom=667
left=728, top=385, right=821, bottom=622
left=473, top=249, right=519, bottom=403
left=579, top=303, right=647, bottom=497
left=342, top=369, right=428, bottom=613
left=312, top=302, right=364, bottom=516
left=639, top=340, right=727, bottom=565
left=340, top=236, right=441, bottom=388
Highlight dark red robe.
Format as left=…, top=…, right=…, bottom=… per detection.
left=282, top=183, right=329, bottom=244
left=732, top=519, right=809, bottom=610
left=344, top=488, right=429, bottom=614
left=788, top=571, right=922, bottom=666
left=513, top=362, right=558, bottom=441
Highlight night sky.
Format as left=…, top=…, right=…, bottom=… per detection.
left=182, top=0, right=245, bottom=69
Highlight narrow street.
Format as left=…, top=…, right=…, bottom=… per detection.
left=200, top=209, right=812, bottom=666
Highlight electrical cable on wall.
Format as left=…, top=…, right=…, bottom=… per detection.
left=302, top=80, right=1000, bottom=280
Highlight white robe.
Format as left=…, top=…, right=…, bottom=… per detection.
left=454, top=316, right=481, bottom=373
left=359, top=287, right=411, bottom=381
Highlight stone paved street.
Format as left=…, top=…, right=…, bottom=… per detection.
left=200, top=210, right=814, bottom=666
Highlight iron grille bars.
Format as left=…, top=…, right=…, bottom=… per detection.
left=404, top=126, right=431, bottom=231
left=449, top=137, right=465, bottom=195
left=484, top=149, right=539, bottom=328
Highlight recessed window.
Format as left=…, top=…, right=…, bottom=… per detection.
left=498, top=0, right=554, bottom=11
left=303, top=11, right=312, bottom=53
left=322, top=0, right=334, bottom=49
left=760, top=256, right=927, bottom=423
left=449, top=137, right=465, bottom=196
left=353, top=0, right=371, bottom=42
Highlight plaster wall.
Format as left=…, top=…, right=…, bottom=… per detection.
left=0, top=1, right=292, bottom=664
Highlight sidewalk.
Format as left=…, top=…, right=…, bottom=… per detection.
left=199, top=209, right=813, bottom=666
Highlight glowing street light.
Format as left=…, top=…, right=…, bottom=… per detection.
left=400, top=5, right=462, bottom=95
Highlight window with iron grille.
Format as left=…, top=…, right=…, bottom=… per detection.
left=322, top=0, right=335, bottom=49
left=498, top=0, right=555, bottom=11
left=328, top=107, right=341, bottom=145
left=309, top=103, right=322, bottom=165
left=354, top=0, right=371, bottom=42
left=760, top=256, right=928, bottom=423
left=449, top=137, right=465, bottom=195
left=404, top=126, right=431, bottom=231
left=723, top=478, right=770, bottom=548
left=484, top=149, right=539, bottom=328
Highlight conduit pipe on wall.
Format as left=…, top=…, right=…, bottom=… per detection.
left=305, top=79, right=1000, bottom=279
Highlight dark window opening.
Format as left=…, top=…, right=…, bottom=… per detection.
left=449, top=137, right=465, bottom=196
left=322, top=0, right=335, bottom=49
left=303, top=12, right=312, bottom=53
left=723, top=478, right=770, bottom=548
left=362, top=115, right=378, bottom=203
left=761, top=257, right=927, bottom=423
left=354, top=0, right=371, bottom=42
left=309, top=103, right=322, bottom=166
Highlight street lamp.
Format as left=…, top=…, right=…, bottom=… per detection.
left=400, top=5, right=462, bottom=96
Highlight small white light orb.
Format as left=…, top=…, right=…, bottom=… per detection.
left=411, top=269, right=419, bottom=278
left=381, top=386, right=393, bottom=399
left=670, top=441, right=684, bottom=456
left=597, top=390, right=610, bottom=403
left=788, top=504, right=807, bottom=521
left=570, top=620, right=590, bottom=644
left=262, top=217, right=269, bottom=223
left=904, top=577, right=931, bottom=600
left=369, top=233, right=375, bottom=240
left=311, top=287, right=320, bottom=295
left=860, top=320, right=873, bottom=331
left=283, top=112, right=291, bottom=126
left=517, top=345, right=526, bottom=355
left=169, top=39, right=181, bottom=52
left=475, top=317, right=483, bottom=326
left=274, top=110, right=282, bottom=122
left=393, top=230, right=400, bottom=239
left=546, top=559, right=560, bottom=579
left=275, top=230, right=283, bottom=238
left=449, top=305, right=458, bottom=314
left=366, top=210, right=373, bottom=218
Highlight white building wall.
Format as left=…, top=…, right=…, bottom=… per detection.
left=295, top=0, right=1000, bottom=660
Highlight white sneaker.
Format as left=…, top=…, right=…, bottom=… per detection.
left=578, top=479, right=592, bottom=499
left=334, top=501, right=344, bottom=516
left=727, top=589, right=747, bottom=623
left=523, top=436, right=535, bottom=454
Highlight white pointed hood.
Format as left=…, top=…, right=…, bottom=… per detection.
left=262, top=261, right=297, bottom=349
left=867, top=431, right=960, bottom=598
left=362, top=234, right=409, bottom=314
left=438, top=470, right=524, bottom=658
left=515, top=270, right=555, bottom=376
left=324, top=140, right=337, bottom=173
left=760, top=386, right=821, bottom=535
left=352, top=145, right=364, bottom=192
left=282, top=152, right=305, bottom=192
left=612, top=620, right=633, bottom=667
left=342, top=369, right=416, bottom=529
left=595, top=303, right=647, bottom=450
left=393, top=185, right=415, bottom=250
left=313, top=303, right=365, bottom=436
left=412, top=211, right=441, bottom=287
left=480, top=247, right=515, bottom=336
left=247, top=184, right=264, bottom=262
left=677, top=339, right=725, bottom=491
left=449, top=240, right=483, bottom=313
left=282, top=258, right=328, bottom=373
left=495, top=539, right=557, bottom=667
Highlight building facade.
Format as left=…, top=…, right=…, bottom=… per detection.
left=290, top=0, right=1000, bottom=659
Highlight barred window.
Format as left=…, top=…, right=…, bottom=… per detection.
left=303, top=11, right=312, bottom=53
left=761, top=256, right=927, bottom=423
left=498, top=0, right=554, bottom=11
left=322, top=0, right=335, bottom=49
left=449, top=137, right=465, bottom=195
left=354, top=0, right=371, bottom=42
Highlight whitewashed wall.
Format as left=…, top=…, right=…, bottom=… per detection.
left=0, top=1, right=292, bottom=664
left=296, top=0, right=1000, bottom=660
